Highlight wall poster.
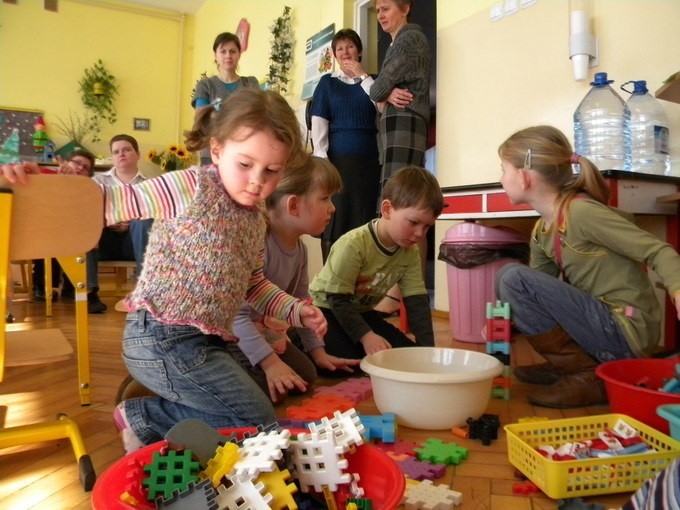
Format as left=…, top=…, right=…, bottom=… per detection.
left=301, top=23, right=335, bottom=101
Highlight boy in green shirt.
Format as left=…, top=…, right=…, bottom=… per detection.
left=310, top=166, right=445, bottom=360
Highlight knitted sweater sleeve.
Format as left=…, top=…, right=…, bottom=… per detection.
left=101, top=168, right=199, bottom=225
left=292, top=242, right=325, bottom=352
left=369, top=28, right=430, bottom=102
left=245, top=250, right=307, bottom=328
left=191, top=78, right=211, bottom=108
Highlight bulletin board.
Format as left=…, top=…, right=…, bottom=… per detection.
left=0, top=107, right=44, bottom=158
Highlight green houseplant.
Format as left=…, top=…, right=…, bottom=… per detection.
left=79, top=59, right=118, bottom=142
left=53, top=110, right=92, bottom=147
left=267, top=6, right=293, bottom=93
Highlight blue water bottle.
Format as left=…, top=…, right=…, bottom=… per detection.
left=574, top=72, right=630, bottom=171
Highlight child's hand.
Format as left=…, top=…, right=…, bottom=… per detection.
left=0, top=162, right=41, bottom=184
left=359, top=331, right=391, bottom=356
left=300, top=304, right=327, bottom=339
left=259, top=353, right=308, bottom=403
left=309, top=347, right=361, bottom=373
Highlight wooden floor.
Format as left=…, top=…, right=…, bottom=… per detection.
left=0, top=279, right=635, bottom=510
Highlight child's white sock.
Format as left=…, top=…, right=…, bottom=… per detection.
left=113, top=402, right=145, bottom=454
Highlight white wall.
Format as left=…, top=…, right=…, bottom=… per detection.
left=433, top=0, right=680, bottom=313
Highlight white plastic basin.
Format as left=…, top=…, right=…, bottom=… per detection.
left=360, top=347, right=503, bottom=430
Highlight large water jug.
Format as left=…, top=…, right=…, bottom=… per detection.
left=574, top=72, right=630, bottom=171
left=622, top=80, right=671, bottom=175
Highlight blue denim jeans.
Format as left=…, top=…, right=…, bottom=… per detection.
left=86, top=219, right=154, bottom=290
left=121, top=310, right=276, bottom=445
left=496, top=264, right=634, bottom=363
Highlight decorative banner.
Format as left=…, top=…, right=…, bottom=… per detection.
left=301, top=23, right=335, bottom=101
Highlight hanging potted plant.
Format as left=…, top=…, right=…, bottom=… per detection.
left=79, top=59, right=118, bottom=142
left=267, top=6, right=294, bottom=93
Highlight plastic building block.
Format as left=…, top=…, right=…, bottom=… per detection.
left=511, top=480, right=540, bottom=495
left=491, top=375, right=511, bottom=400
left=486, top=300, right=511, bottom=320
left=256, top=466, right=298, bottom=510
left=556, top=498, right=605, bottom=510
left=142, top=449, right=201, bottom=501
left=330, top=472, right=366, bottom=508
left=358, top=413, right=396, bottom=443
left=122, top=457, right=147, bottom=505
left=492, top=377, right=511, bottom=389
left=486, top=340, right=510, bottom=356
left=386, top=451, right=411, bottom=462
left=372, top=438, right=419, bottom=457
left=466, top=414, right=500, bottom=446
left=215, top=474, right=273, bottom=509
left=396, top=456, right=446, bottom=481
left=165, top=418, right=230, bottom=467
left=414, top=439, right=469, bottom=465
left=156, top=479, right=218, bottom=510
left=346, top=497, right=373, bottom=510
left=202, top=441, right=239, bottom=487
left=322, top=486, right=339, bottom=510
left=274, top=418, right=311, bottom=430
left=307, top=408, right=366, bottom=452
left=517, top=416, right=549, bottom=423
left=491, top=387, right=510, bottom=400
left=234, top=429, right=291, bottom=480
left=119, top=491, right=142, bottom=507
left=451, top=427, right=468, bottom=439
left=315, top=377, right=373, bottom=404
left=286, top=394, right=355, bottom=421
left=291, top=431, right=351, bottom=493
left=402, top=479, right=462, bottom=509
left=237, top=422, right=281, bottom=446
left=487, top=351, right=510, bottom=366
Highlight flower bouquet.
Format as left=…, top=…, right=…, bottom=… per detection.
left=147, top=144, right=193, bottom=171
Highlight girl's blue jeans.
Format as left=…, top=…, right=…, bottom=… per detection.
left=495, top=264, right=634, bottom=363
left=120, top=310, right=276, bottom=446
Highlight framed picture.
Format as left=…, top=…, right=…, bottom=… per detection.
left=0, top=106, right=44, bottom=158
left=133, top=118, right=150, bottom=131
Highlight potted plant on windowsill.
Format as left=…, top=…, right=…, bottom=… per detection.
left=52, top=110, right=94, bottom=157
left=79, top=59, right=118, bottom=142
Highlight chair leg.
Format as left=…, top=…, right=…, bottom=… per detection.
left=58, top=254, right=91, bottom=406
left=0, top=414, right=96, bottom=491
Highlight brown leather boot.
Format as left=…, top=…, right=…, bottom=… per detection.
left=513, top=329, right=571, bottom=385
left=522, top=325, right=608, bottom=408
left=514, top=362, right=561, bottom=385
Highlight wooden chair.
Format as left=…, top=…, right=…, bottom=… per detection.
left=98, top=259, right=137, bottom=297
left=0, top=175, right=102, bottom=491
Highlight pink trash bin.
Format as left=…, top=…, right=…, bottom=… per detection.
left=441, top=222, right=527, bottom=343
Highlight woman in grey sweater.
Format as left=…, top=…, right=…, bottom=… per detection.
left=370, top=0, right=431, bottom=184
left=191, top=32, right=259, bottom=164
left=370, top=0, right=432, bottom=314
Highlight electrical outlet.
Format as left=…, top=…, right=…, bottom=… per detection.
left=504, top=0, right=519, bottom=15
left=490, top=2, right=504, bottom=21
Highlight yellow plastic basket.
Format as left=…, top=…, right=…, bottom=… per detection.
left=505, top=413, right=680, bottom=499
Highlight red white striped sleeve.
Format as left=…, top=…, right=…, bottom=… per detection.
left=100, top=168, right=199, bottom=225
